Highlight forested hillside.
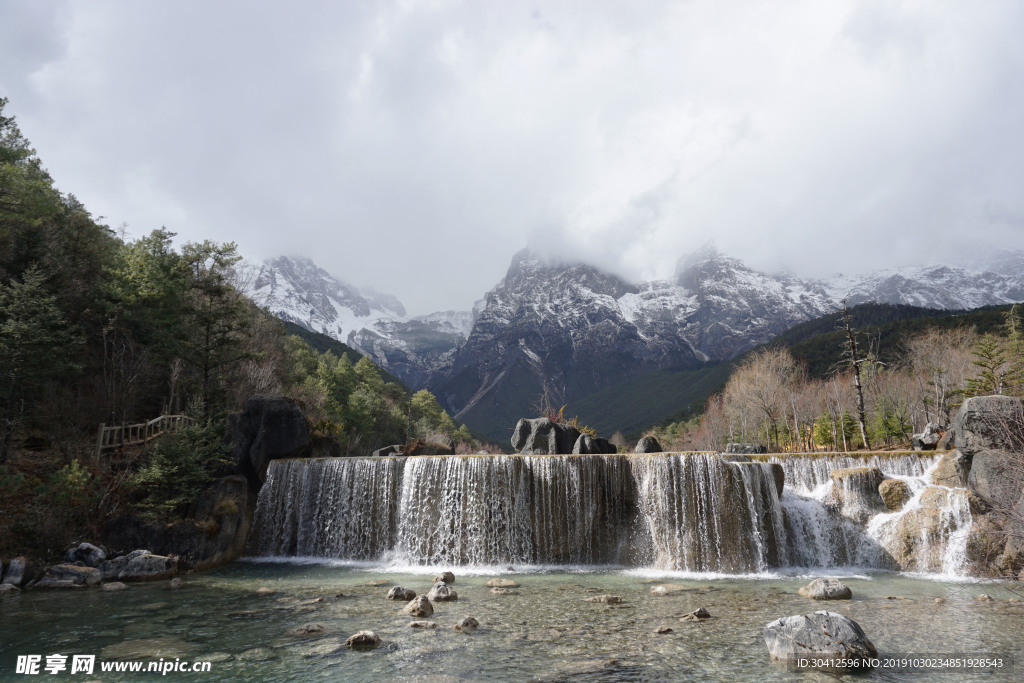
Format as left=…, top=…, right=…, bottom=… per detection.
left=0, top=98, right=472, bottom=561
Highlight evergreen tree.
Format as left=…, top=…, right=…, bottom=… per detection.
left=0, top=266, right=79, bottom=462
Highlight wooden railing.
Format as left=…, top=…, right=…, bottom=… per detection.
left=96, top=414, right=194, bottom=457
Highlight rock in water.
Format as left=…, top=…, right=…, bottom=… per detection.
left=680, top=607, right=711, bottom=622
left=763, top=611, right=877, bottom=670
left=403, top=595, right=434, bottom=617
left=585, top=595, right=622, bottom=604
left=409, top=621, right=437, bottom=628
left=634, top=436, right=663, bottom=453
left=798, top=578, right=853, bottom=600
left=427, top=581, right=458, bottom=601
left=878, top=479, right=912, bottom=511
left=454, top=617, right=479, bottom=632
left=485, top=578, right=518, bottom=588
left=434, top=571, right=456, bottom=584
left=345, top=631, right=381, bottom=650
left=387, top=586, right=417, bottom=601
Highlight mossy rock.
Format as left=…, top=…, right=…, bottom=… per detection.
left=878, top=479, right=911, bottom=511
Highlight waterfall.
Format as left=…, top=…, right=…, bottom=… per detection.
left=247, top=451, right=971, bottom=575
left=631, top=454, right=785, bottom=572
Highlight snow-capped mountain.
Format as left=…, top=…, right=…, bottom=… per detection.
left=246, top=256, right=408, bottom=342
left=249, top=247, right=1024, bottom=440
left=245, top=256, right=478, bottom=387
left=824, top=265, right=1024, bottom=309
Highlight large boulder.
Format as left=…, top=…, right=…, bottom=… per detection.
left=968, top=448, right=1022, bottom=513
left=634, top=436, right=663, bottom=453
left=30, top=564, right=101, bottom=589
left=912, top=423, right=943, bottom=451
left=798, top=578, right=852, bottom=600
left=952, top=396, right=1024, bottom=457
left=931, top=450, right=970, bottom=488
left=511, top=418, right=580, bottom=455
left=103, top=475, right=254, bottom=572
left=64, top=542, right=107, bottom=567
left=98, top=550, right=177, bottom=582
left=227, top=395, right=311, bottom=490
left=878, top=479, right=912, bottom=511
left=763, top=611, right=877, bottom=670
left=572, top=434, right=617, bottom=454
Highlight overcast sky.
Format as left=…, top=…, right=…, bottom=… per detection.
left=2, top=1, right=1023, bottom=315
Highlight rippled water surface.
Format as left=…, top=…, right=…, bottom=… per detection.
left=2, top=561, right=1021, bottom=682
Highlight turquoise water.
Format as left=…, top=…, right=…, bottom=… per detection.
left=1, top=561, right=1020, bottom=682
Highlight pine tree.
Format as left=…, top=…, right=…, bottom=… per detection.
left=0, top=266, right=79, bottom=462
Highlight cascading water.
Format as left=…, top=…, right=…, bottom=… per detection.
left=247, top=451, right=972, bottom=576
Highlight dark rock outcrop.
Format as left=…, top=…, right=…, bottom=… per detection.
left=64, top=542, right=107, bottom=567
left=227, top=395, right=311, bottom=490
left=511, top=418, right=580, bottom=455
left=103, top=475, right=254, bottom=572
left=634, top=436, right=663, bottom=453
left=763, top=611, right=877, bottom=670
left=952, top=396, right=1024, bottom=457
left=572, top=434, right=617, bottom=454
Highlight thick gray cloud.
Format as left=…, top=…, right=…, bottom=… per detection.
left=1, top=0, right=1022, bottom=313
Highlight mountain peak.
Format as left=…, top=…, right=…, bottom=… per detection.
left=673, top=243, right=748, bottom=288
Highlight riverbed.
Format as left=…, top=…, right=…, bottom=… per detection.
left=2, top=561, right=1020, bottom=681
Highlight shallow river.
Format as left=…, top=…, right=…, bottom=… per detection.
left=2, top=561, right=1020, bottom=682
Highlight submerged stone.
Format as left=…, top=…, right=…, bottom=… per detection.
left=798, top=578, right=852, bottom=600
